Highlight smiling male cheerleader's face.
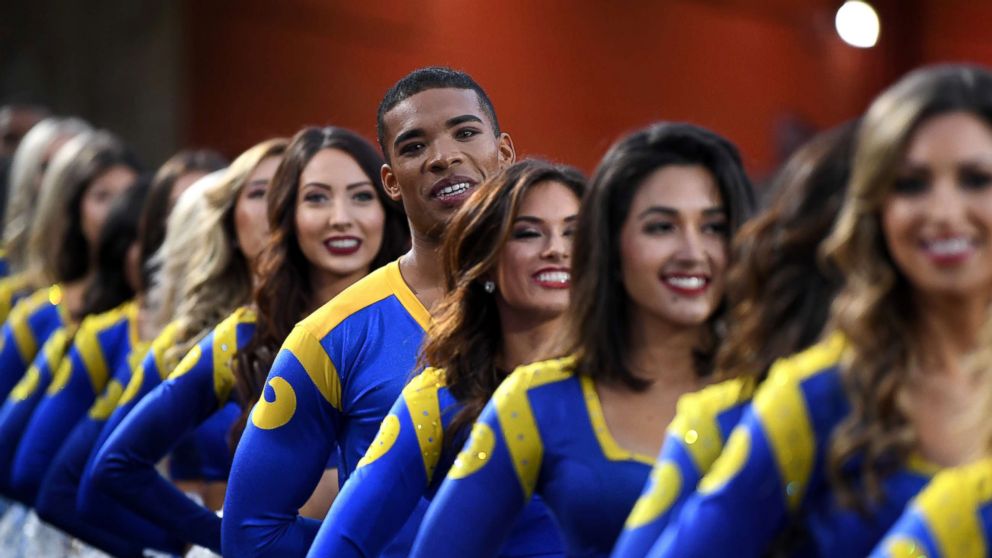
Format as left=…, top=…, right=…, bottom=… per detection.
left=882, top=111, right=992, bottom=301
left=380, top=87, right=515, bottom=240
left=492, top=180, right=580, bottom=322
left=619, top=164, right=729, bottom=329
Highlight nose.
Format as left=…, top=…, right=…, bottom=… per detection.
left=675, top=227, right=707, bottom=263
left=426, top=137, right=464, bottom=173
left=542, top=230, right=570, bottom=261
left=927, top=177, right=968, bottom=225
left=328, top=199, right=353, bottom=230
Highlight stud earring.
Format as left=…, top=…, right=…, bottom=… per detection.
left=483, top=280, right=495, bottom=293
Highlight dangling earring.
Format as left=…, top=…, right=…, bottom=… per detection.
left=483, top=280, right=496, bottom=293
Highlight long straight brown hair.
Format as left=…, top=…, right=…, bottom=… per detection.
left=419, top=159, right=585, bottom=443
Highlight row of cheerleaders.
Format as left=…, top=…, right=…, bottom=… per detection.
left=0, top=63, right=986, bottom=558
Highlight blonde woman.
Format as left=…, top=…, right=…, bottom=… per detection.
left=2, top=116, right=89, bottom=278
left=653, top=64, right=992, bottom=557
left=80, top=139, right=288, bottom=515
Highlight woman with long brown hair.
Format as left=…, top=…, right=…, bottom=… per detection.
left=87, top=126, right=408, bottom=555
left=652, top=64, right=992, bottom=557
left=611, top=121, right=858, bottom=557
left=411, top=122, right=754, bottom=557
left=308, top=159, right=584, bottom=557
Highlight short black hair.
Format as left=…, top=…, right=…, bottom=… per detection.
left=376, top=66, right=500, bottom=157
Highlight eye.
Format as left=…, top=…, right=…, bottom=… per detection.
left=960, top=169, right=992, bottom=190
left=643, top=221, right=675, bottom=234
left=303, top=191, right=328, bottom=203
left=399, top=142, right=424, bottom=156
left=246, top=187, right=267, bottom=200
left=892, top=175, right=928, bottom=195
left=563, top=226, right=575, bottom=238
left=702, top=220, right=729, bottom=236
left=455, top=127, right=480, bottom=140
left=352, top=190, right=376, bottom=203
left=512, top=227, right=541, bottom=240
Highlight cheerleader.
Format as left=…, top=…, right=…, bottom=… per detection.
left=410, top=122, right=754, bottom=557
left=654, top=64, right=992, bottom=557
left=78, top=139, right=287, bottom=528
left=308, top=159, right=584, bottom=557
left=11, top=151, right=223, bottom=554
left=222, top=67, right=510, bottom=558
left=91, top=127, right=407, bottom=555
left=611, top=121, right=858, bottom=557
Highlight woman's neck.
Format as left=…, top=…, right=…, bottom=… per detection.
left=913, top=290, right=990, bottom=376
left=498, top=310, right=564, bottom=372
left=308, top=266, right=368, bottom=314
left=60, top=274, right=92, bottom=316
left=626, top=307, right=703, bottom=389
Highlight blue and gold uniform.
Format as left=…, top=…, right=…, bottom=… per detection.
left=611, top=378, right=752, bottom=558
left=0, top=285, right=68, bottom=401
left=870, top=457, right=992, bottom=558
left=0, top=326, right=73, bottom=497
left=309, top=368, right=563, bottom=557
left=86, top=307, right=255, bottom=554
left=10, top=300, right=138, bottom=502
left=651, top=334, right=939, bottom=557
left=0, top=273, right=33, bottom=325
left=411, top=357, right=656, bottom=558
left=224, top=261, right=430, bottom=557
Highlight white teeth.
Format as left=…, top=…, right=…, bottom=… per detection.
left=437, top=182, right=471, bottom=198
left=536, top=271, right=570, bottom=284
left=665, top=276, right=706, bottom=289
left=328, top=238, right=359, bottom=249
left=926, top=237, right=971, bottom=256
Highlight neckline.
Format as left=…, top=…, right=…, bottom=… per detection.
left=385, top=260, right=431, bottom=330
left=579, top=375, right=657, bottom=466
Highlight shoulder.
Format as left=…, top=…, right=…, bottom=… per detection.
left=297, top=262, right=401, bottom=339
left=9, top=284, right=56, bottom=320
left=495, top=356, right=576, bottom=400
left=675, top=378, right=753, bottom=422
left=402, top=367, right=447, bottom=401
left=761, top=331, right=847, bottom=388
left=80, top=300, right=135, bottom=334
left=211, top=306, right=256, bottom=344
left=916, top=457, right=992, bottom=512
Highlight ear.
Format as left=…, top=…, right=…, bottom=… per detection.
left=497, top=132, right=516, bottom=167
left=381, top=163, right=402, bottom=202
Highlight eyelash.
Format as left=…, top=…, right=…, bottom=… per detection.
left=398, top=128, right=481, bottom=156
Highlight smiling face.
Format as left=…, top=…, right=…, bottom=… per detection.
left=881, top=111, right=992, bottom=300
left=380, top=87, right=515, bottom=239
left=234, top=154, right=281, bottom=264
left=619, top=164, right=729, bottom=330
left=493, top=180, right=580, bottom=323
left=295, top=148, right=385, bottom=285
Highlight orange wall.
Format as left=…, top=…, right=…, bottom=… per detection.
left=184, top=0, right=992, bottom=177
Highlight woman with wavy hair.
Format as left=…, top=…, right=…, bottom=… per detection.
left=611, top=121, right=858, bottom=558
left=308, top=159, right=584, bottom=557
left=0, top=130, right=140, bottom=407
left=411, top=122, right=754, bottom=557
left=1, top=116, right=89, bottom=279
left=652, top=64, right=992, bottom=557
left=87, top=126, right=408, bottom=555
left=12, top=149, right=224, bottom=555
left=74, top=140, right=283, bottom=542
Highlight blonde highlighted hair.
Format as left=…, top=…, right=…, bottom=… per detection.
left=155, top=138, right=287, bottom=363
left=821, top=64, right=992, bottom=508
left=3, top=117, right=90, bottom=273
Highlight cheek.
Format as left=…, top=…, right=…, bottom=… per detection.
left=237, top=200, right=269, bottom=233
left=294, top=207, right=322, bottom=246
left=356, top=205, right=386, bottom=239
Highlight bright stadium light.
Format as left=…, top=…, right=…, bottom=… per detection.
left=835, top=1, right=880, bottom=48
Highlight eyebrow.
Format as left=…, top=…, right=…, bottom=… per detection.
left=392, top=114, right=485, bottom=149
left=302, top=180, right=373, bottom=190
left=637, top=206, right=726, bottom=219
left=514, top=214, right=578, bottom=224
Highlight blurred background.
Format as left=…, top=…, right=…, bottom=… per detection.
left=3, top=0, right=991, bottom=179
